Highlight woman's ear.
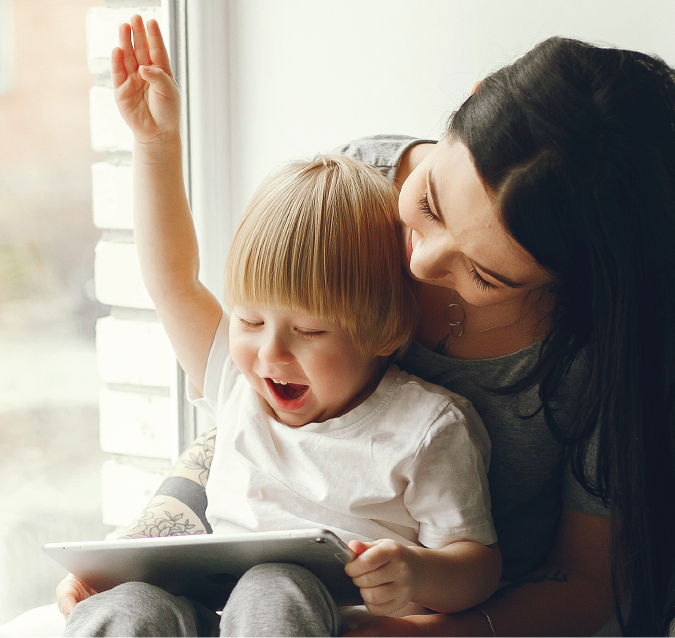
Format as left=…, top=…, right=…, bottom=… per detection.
left=470, top=80, right=482, bottom=96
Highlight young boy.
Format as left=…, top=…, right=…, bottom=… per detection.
left=63, top=15, right=500, bottom=637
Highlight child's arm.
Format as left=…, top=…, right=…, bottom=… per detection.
left=112, top=16, right=222, bottom=394
left=345, top=538, right=501, bottom=616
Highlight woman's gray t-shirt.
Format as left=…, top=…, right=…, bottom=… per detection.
left=336, top=134, right=609, bottom=581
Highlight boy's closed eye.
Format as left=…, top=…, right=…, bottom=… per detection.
left=296, top=329, right=326, bottom=338
left=236, top=316, right=263, bottom=329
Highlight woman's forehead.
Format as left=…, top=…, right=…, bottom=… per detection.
left=429, top=138, right=550, bottom=285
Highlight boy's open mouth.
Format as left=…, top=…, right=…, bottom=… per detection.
left=265, top=378, right=309, bottom=402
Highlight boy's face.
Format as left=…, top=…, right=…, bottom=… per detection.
left=229, top=306, right=383, bottom=427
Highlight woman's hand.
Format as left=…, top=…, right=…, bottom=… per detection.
left=111, top=15, right=180, bottom=145
left=55, top=573, right=97, bottom=620
left=345, top=539, right=422, bottom=616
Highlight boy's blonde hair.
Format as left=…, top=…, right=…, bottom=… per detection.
left=225, top=153, right=417, bottom=359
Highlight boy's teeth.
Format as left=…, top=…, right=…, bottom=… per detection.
left=272, top=378, right=287, bottom=385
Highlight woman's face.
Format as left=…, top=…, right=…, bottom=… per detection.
left=398, top=137, right=552, bottom=307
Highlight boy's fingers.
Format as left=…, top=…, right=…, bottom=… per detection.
left=138, top=65, right=177, bottom=99
left=110, top=47, right=127, bottom=88
left=129, top=14, right=151, bottom=66
left=118, top=22, right=138, bottom=76
left=146, top=19, right=174, bottom=78
left=351, top=566, right=391, bottom=589
left=361, top=585, right=399, bottom=616
left=348, top=539, right=373, bottom=557
left=346, top=550, right=388, bottom=579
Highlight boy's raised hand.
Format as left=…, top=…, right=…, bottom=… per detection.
left=112, top=15, right=180, bottom=144
left=346, top=539, right=422, bottom=616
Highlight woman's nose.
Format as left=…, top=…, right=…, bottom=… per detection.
left=410, top=235, right=453, bottom=281
left=258, top=332, right=294, bottom=364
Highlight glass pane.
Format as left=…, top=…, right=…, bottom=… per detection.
left=0, top=0, right=109, bottom=622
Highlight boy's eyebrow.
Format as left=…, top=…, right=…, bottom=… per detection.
left=428, top=168, right=527, bottom=290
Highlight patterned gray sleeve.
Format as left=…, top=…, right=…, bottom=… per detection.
left=335, top=134, right=436, bottom=182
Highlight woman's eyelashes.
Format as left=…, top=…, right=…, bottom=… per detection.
left=416, top=192, right=498, bottom=293
left=470, top=266, right=498, bottom=292
left=418, top=192, right=439, bottom=223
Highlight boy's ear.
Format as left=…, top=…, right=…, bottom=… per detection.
left=376, top=346, right=397, bottom=358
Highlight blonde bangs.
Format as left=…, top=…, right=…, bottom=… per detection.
left=225, top=154, right=417, bottom=357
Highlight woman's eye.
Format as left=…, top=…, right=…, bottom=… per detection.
left=470, top=267, right=498, bottom=292
left=418, top=193, right=439, bottom=223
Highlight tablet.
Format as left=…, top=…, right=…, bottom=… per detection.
left=44, top=528, right=361, bottom=609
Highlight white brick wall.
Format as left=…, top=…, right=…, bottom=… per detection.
left=87, top=1, right=178, bottom=529
left=101, top=459, right=167, bottom=528
left=92, top=162, right=133, bottom=230
left=89, top=86, right=134, bottom=152
left=95, top=315, right=174, bottom=387
left=94, top=241, right=154, bottom=309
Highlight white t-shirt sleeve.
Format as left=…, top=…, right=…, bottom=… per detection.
left=187, top=312, right=234, bottom=421
left=403, top=400, right=497, bottom=549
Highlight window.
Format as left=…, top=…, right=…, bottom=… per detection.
left=0, top=0, right=13, bottom=96
left=0, top=0, right=107, bottom=622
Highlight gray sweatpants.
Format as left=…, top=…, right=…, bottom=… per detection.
left=64, top=563, right=346, bottom=637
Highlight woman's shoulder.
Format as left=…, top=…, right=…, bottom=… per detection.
left=334, top=134, right=436, bottom=182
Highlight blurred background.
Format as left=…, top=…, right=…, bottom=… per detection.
left=0, top=0, right=110, bottom=623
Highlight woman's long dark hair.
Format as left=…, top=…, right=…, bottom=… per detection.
left=449, top=37, right=675, bottom=635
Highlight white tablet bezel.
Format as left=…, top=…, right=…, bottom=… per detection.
left=44, top=528, right=361, bottom=608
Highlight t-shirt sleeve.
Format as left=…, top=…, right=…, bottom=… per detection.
left=562, top=427, right=611, bottom=516
left=335, top=134, right=437, bottom=182
left=403, top=399, right=498, bottom=549
left=187, top=312, right=234, bottom=422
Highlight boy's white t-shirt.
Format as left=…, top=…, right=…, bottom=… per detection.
left=189, top=314, right=497, bottom=549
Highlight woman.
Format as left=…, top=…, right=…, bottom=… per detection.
left=58, top=36, right=675, bottom=636
left=348, top=37, right=674, bottom=636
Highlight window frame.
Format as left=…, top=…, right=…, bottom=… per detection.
left=0, top=0, right=14, bottom=96
left=167, top=0, right=232, bottom=445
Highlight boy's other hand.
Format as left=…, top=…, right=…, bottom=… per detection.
left=345, top=539, right=422, bottom=616
left=56, top=573, right=97, bottom=620
left=111, top=15, right=180, bottom=145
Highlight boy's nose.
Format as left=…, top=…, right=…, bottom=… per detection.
left=258, top=334, right=294, bottom=365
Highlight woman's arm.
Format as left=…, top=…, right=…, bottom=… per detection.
left=348, top=507, right=613, bottom=636
left=120, top=423, right=216, bottom=537
left=56, top=425, right=216, bottom=618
